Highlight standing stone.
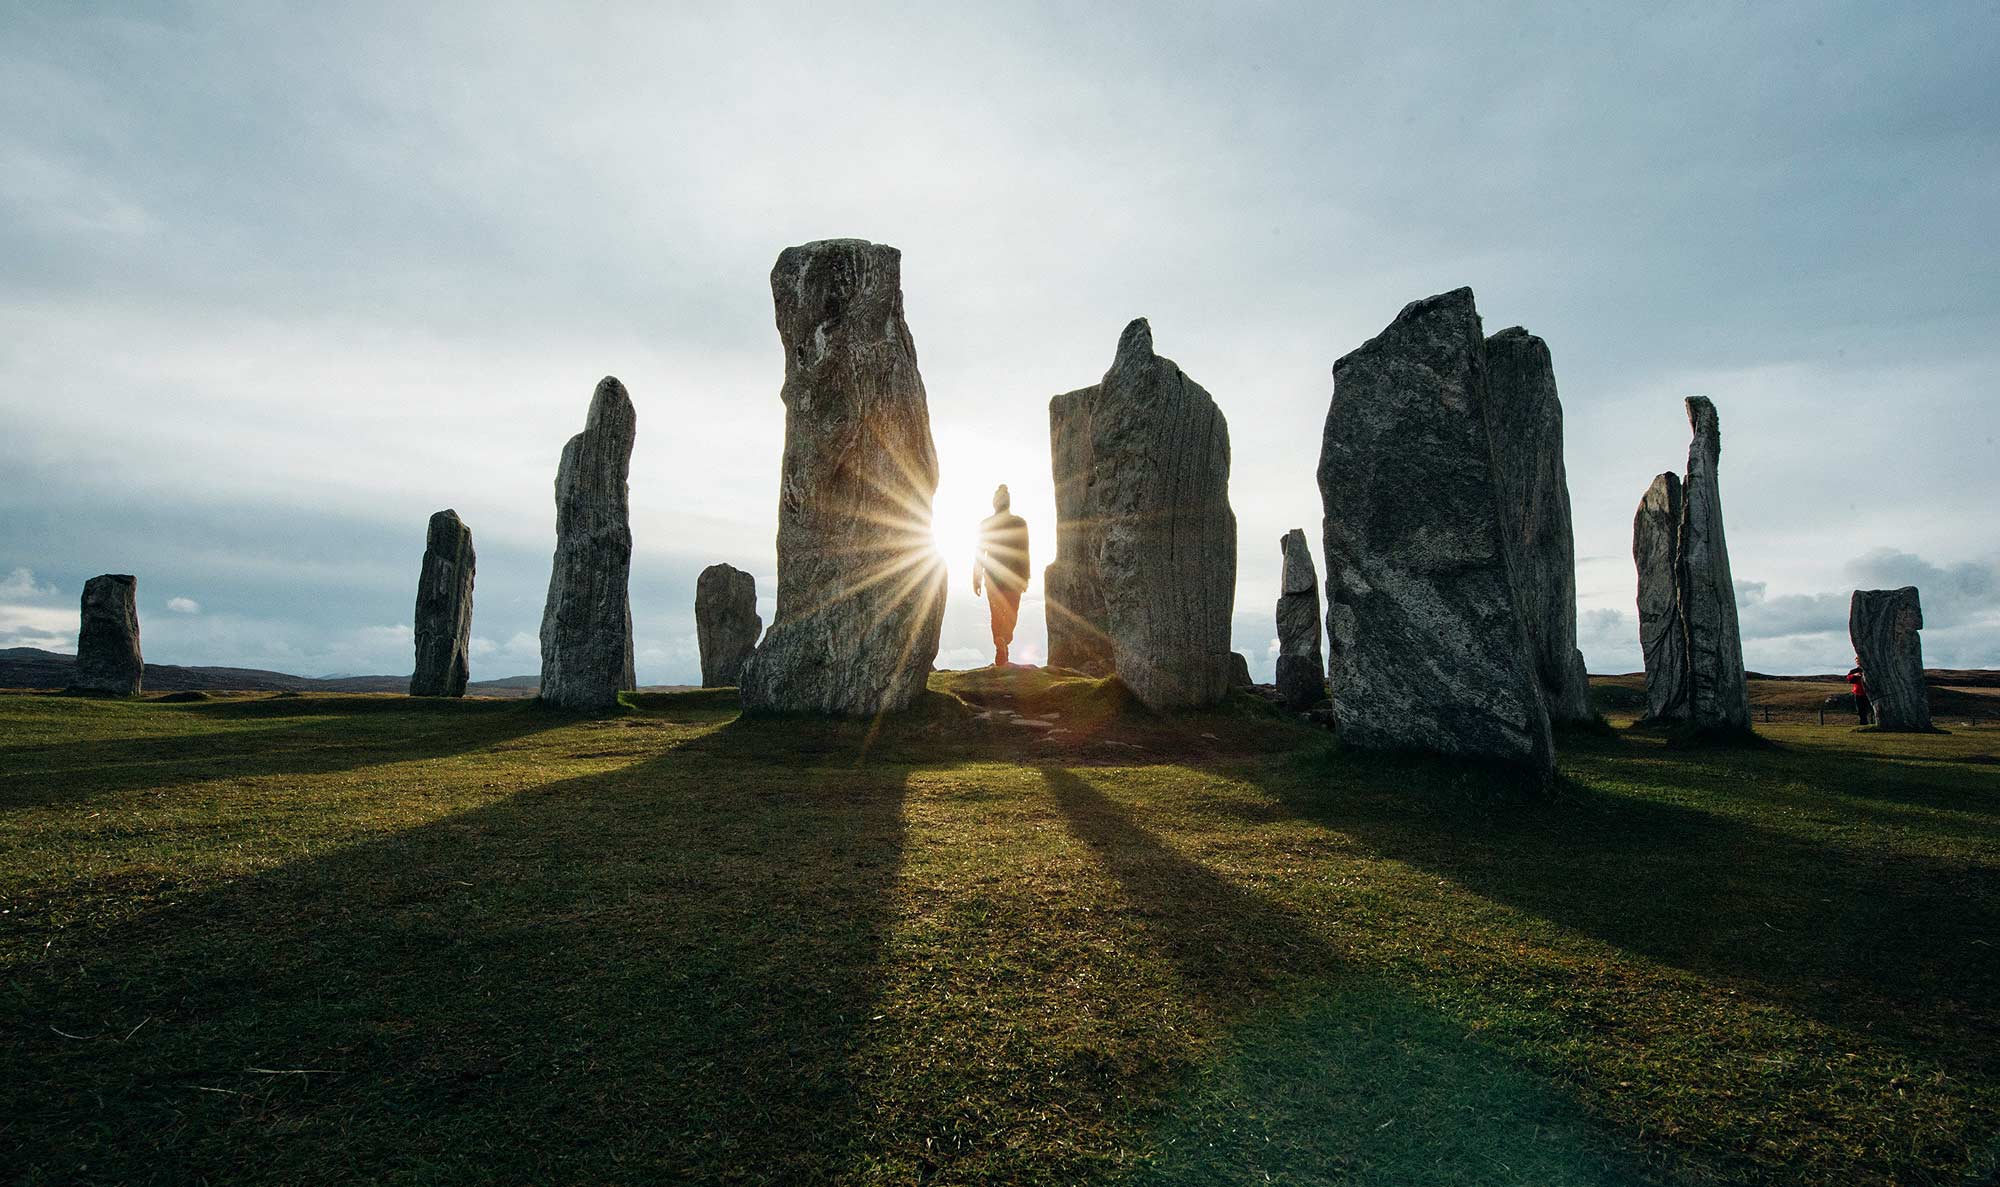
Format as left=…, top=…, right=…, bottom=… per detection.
left=738, top=239, right=946, bottom=716
left=1044, top=385, right=1113, bottom=675
left=1275, top=528, right=1326, bottom=710
left=538, top=376, right=637, bottom=711
left=1679, top=396, right=1751, bottom=733
left=410, top=509, right=476, bottom=697
left=1317, top=288, right=1553, bottom=773
left=1633, top=473, right=1688, bottom=723
left=696, top=563, right=762, bottom=688
left=1229, top=652, right=1254, bottom=689
left=1850, top=586, right=1931, bottom=730
left=1484, top=327, right=1595, bottom=725
left=1045, top=319, right=1236, bottom=709
left=71, top=574, right=141, bottom=696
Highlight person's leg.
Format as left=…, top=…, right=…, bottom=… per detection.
left=990, top=587, right=1020, bottom=667
left=1856, top=694, right=1871, bottom=725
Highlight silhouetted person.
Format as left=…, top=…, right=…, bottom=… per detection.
left=1847, top=656, right=1872, bottom=725
left=973, top=484, right=1030, bottom=667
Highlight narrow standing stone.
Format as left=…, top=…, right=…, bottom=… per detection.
left=1850, top=586, right=1932, bottom=731
left=1317, top=288, right=1553, bottom=774
left=1632, top=473, right=1688, bottom=722
left=1679, top=397, right=1751, bottom=732
left=1484, top=327, right=1595, bottom=724
left=538, top=376, right=637, bottom=711
left=738, top=239, right=946, bottom=716
left=1048, top=319, right=1236, bottom=709
left=1275, top=528, right=1326, bottom=710
left=1044, top=384, right=1113, bottom=675
left=71, top=574, right=141, bottom=696
left=696, top=563, right=762, bottom=688
left=411, top=509, right=476, bottom=697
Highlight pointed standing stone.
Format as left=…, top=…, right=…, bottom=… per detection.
left=1484, top=327, right=1595, bottom=725
left=1850, top=586, right=1932, bottom=731
left=696, top=563, right=762, bottom=688
left=1275, top=529, right=1326, bottom=711
left=538, top=376, right=636, bottom=712
left=1633, top=472, right=1688, bottom=723
left=738, top=239, right=946, bottom=716
left=1094, top=319, right=1237, bottom=710
left=1317, top=288, right=1553, bottom=774
left=71, top=574, right=141, bottom=696
left=1679, top=397, right=1751, bottom=733
left=410, top=509, right=476, bottom=697
left=1044, top=384, right=1113, bottom=676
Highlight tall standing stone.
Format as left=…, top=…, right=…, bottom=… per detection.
left=1055, top=319, right=1236, bottom=709
left=1679, top=396, right=1751, bottom=733
left=738, top=239, right=946, bottom=716
left=410, top=509, right=476, bottom=697
left=696, top=563, right=762, bottom=688
left=1275, top=528, right=1326, bottom=710
left=1850, top=586, right=1932, bottom=731
left=538, top=376, right=637, bottom=712
left=1317, top=288, right=1553, bottom=773
left=1044, top=384, right=1113, bottom=675
left=1633, top=472, right=1688, bottom=723
left=71, top=574, right=141, bottom=696
left=1484, top=327, right=1595, bottom=725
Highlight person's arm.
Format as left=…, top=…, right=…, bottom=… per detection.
left=971, top=548, right=984, bottom=596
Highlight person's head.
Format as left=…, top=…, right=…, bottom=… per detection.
left=992, top=484, right=1010, bottom=512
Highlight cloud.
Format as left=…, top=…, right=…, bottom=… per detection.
left=0, top=568, right=58, bottom=601
left=166, top=596, right=201, bottom=614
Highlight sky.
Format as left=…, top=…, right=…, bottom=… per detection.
left=3, top=1, right=1997, bottom=683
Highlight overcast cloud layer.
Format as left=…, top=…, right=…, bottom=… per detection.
left=4, top=2, right=1997, bottom=683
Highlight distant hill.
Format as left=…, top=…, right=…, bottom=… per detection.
left=0, top=647, right=542, bottom=698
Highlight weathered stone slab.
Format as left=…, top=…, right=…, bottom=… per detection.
left=739, top=239, right=946, bottom=716
left=1850, top=586, right=1932, bottom=730
left=1484, top=327, right=1594, bottom=725
left=1044, top=384, right=1113, bottom=676
left=696, top=563, right=762, bottom=688
left=1316, top=288, right=1553, bottom=773
left=1275, top=528, right=1326, bottom=710
left=1679, top=396, right=1751, bottom=732
left=410, top=509, right=476, bottom=697
left=1633, top=472, right=1688, bottom=723
left=1055, top=319, right=1236, bottom=709
left=1229, top=651, right=1254, bottom=689
left=538, top=376, right=637, bottom=711
left=71, top=574, right=141, bottom=696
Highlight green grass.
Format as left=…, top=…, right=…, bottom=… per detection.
left=2, top=675, right=1996, bottom=1185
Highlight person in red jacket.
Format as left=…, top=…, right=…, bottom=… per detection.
left=972, top=484, right=1030, bottom=668
left=1846, top=656, right=1872, bottom=725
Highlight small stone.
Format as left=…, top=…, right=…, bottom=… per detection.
left=738, top=239, right=947, bottom=716
left=539, top=376, right=637, bottom=712
left=1317, top=288, right=1553, bottom=774
left=1229, top=651, right=1254, bottom=689
left=1633, top=472, right=1688, bottom=723
left=410, top=509, right=475, bottom=697
left=1044, top=384, right=1113, bottom=676
left=695, top=563, right=762, bottom=688
left=1850, top=586, right=1932, bottom=731
left=71, top=574, right=141, bottom=696
left=1275, top=528, right=1326, bottom=710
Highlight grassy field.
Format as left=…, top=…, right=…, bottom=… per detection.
left=3, top=672, right=1996, bottom=1185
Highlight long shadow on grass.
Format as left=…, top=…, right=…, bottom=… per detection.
left=5, top=715, right=909, bottom=1185
left=1043, top=769, right=1655, bottom=1186
left=0, top=697, right=569, bottom=809
left=1252, top=748, right=2000, bottom=1080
